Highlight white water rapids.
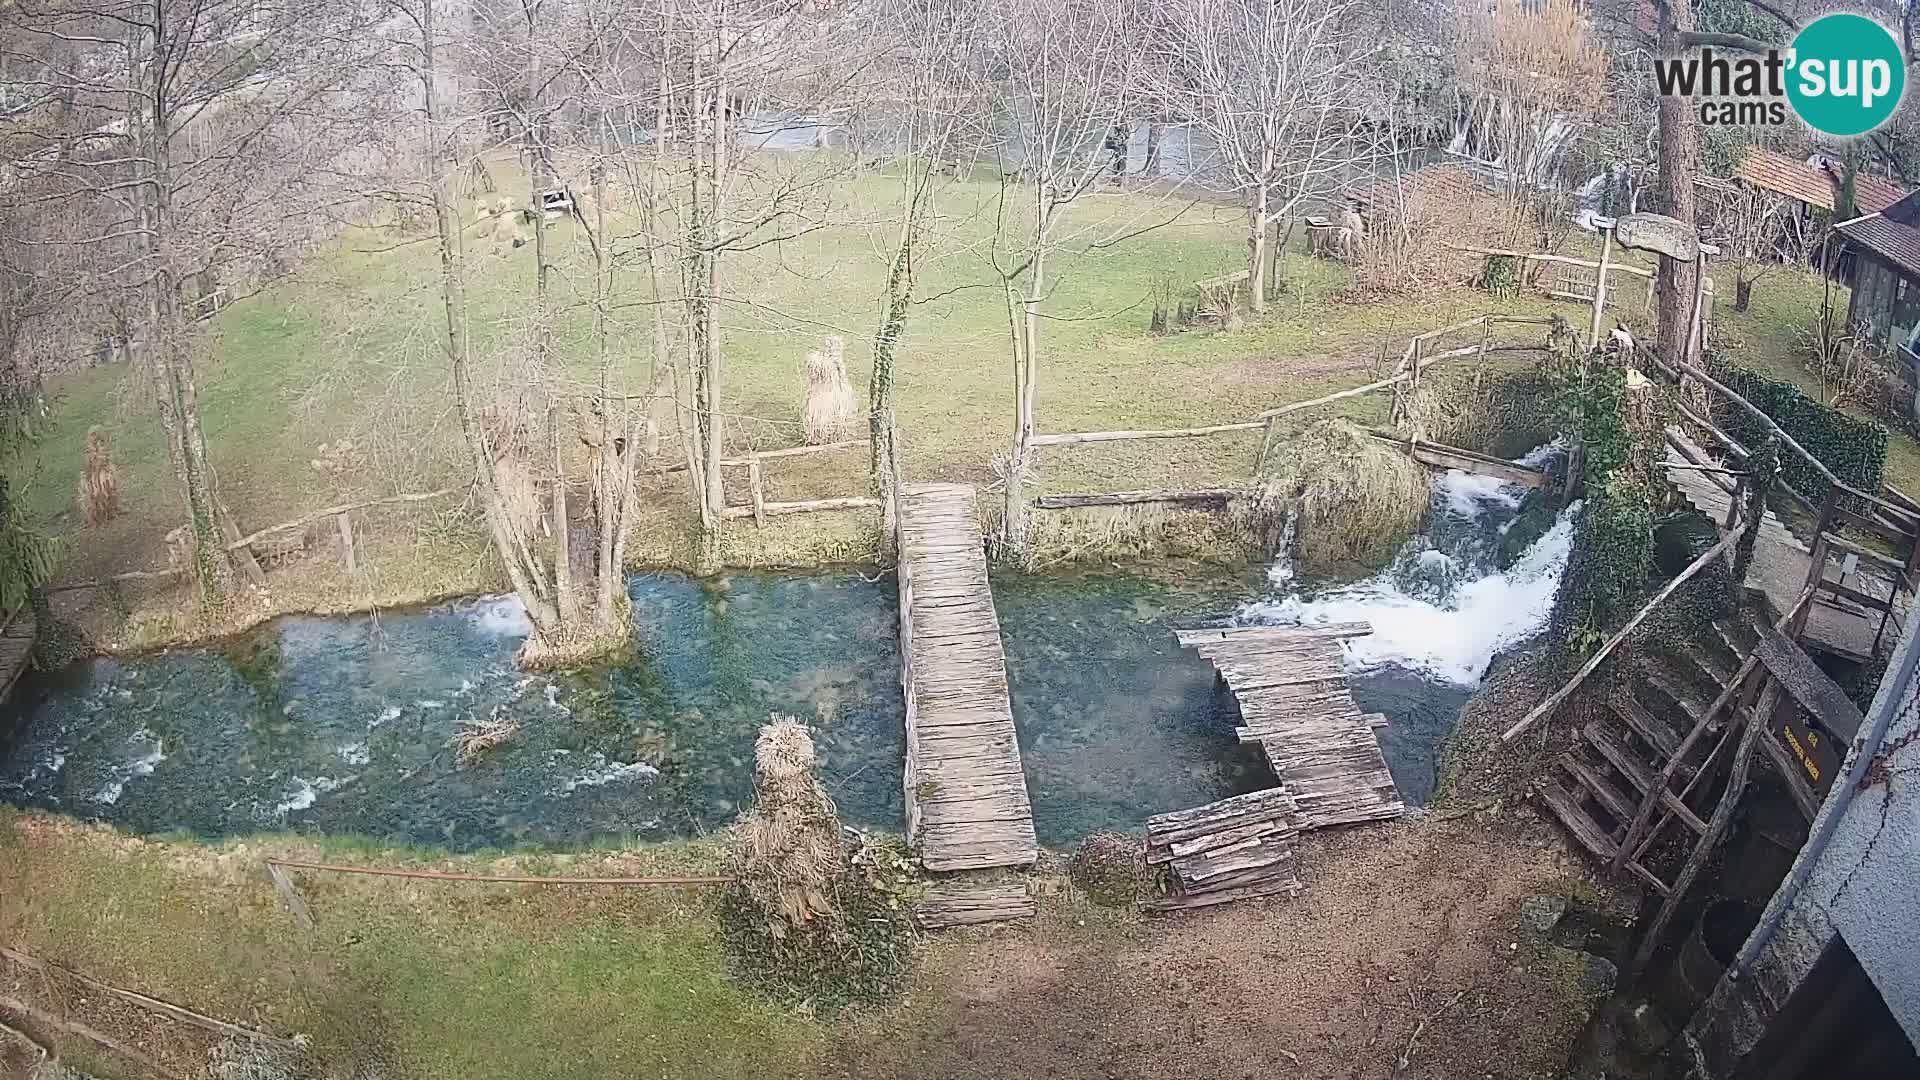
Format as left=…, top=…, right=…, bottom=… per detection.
left=1241, top=452, right=1578, bottom=689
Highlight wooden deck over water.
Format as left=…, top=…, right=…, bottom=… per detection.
left=1176, top=624, right=1406, bottom=829
left=895, top=484, right=1039, bottom=872
left=1664, top=431, right=1889, bottom=661
left=0, top=607, right=34, bottom=707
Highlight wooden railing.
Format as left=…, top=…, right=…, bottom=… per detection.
left=1025, top=314, right=1559, bottom=507
left=661, top=440, right=880, bottom=525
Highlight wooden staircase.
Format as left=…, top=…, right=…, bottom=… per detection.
left=1538, top=609, right=1765, bottom=896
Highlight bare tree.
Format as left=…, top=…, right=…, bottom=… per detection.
left=1158, top=0, right=1374, bottom=313
left=3, top=0, right=387, bottom=606
left=979, top=0, right=1162, bottom=560
left=859, top=0, right=988, bottom=522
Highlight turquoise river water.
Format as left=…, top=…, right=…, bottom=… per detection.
left=0, top=461, right=1573, bottom=852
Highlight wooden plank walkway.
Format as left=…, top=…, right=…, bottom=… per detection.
left=1176, top=624, right=1406, bottom=829
left=895, top=484, right=1039, bottom=872
left=1663, top=429, right=1886, bottom=660
left=0, top=606, right=35, bottom=707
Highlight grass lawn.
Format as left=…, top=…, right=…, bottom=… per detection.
left=0, top=814, right=825, bottom=1079
left=17, top=159, right=1903, bottom=644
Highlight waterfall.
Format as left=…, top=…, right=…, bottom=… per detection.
left=1240, top=451, right=1577, bottom=689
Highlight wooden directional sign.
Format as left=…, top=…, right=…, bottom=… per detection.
left=1615, top=212, right=1700, bottom=262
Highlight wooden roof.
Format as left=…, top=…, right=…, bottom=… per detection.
left=1837, top=202, right=1920, bottom=279
left=1735, top=147, right=1908, bottom=215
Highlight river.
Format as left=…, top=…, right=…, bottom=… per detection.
left=0, top=457, right=1573, bottom=851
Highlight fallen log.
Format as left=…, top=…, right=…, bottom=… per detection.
left=1034, top=488, right=1237, bottom=509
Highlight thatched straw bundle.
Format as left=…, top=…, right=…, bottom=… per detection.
left=736, top=715, right=842, bottom=934
left=77, top=426, right=119, bottom=527
left=801, top=336, right=857, bottom=445
left=1241, top=418, right=1427, bottom=575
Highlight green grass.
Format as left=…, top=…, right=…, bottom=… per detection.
left=0, top=815, right=820, bottom=1079
left=24, top=161, right=1889, bottom=641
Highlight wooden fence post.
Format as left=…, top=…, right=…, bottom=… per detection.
left=1589, top=227, right=1613, bottom=348
left=747, top=456, right=767, bottom=527
left=1733, top=437, right=1778, bottom=583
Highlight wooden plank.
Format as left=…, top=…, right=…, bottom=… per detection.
left=915, top=882, right=1035, bottom=928
left=1754, top=623, right=1864, bottom=741
left=1147, top=819, right=1284, bottom=864
left=1142, top=874, right=1301, bottom=913
left=1561, top=754, right=1636, bottom=825
left=1538, top=778, right=1620, bottom=862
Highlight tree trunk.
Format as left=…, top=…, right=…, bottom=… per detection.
left=1655, top=0, right=1700, bottom=364
left=422, top=0, right=559, bottom=636
left=1144, top=122, right=1164, bottom=176
left=870, top=213, right=914, bottom=527
left=132, top=16, right=229, bottom=609
left=1734, top=275, right=1753, bottom=312
left=1248, top=184, right=1270, bottom=315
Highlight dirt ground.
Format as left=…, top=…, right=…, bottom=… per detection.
left=833, top=813, right=1605, bottom=1080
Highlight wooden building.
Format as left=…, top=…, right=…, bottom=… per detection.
left=1836, top=191, right=1920, bottom=377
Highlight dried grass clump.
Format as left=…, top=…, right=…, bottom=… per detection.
left=719, top=714, right=915, bottom=1012
left=453, top=707, right=521, bottom=766
left=801, top=336, right=857, bottom=445
left=1068, top=830, right=1154, bottom=906
left=1021, top=503, right=1248, bottom=569
left=1240, top=418, right=1427, bottom=575
left=77, top=426, right=120, bottom=527
left=736, top=715, right=841, bottom=931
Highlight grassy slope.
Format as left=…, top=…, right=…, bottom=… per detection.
left=21, top=169, right=1603, bottom=638
left=0, top=815, right=821, bottom=1079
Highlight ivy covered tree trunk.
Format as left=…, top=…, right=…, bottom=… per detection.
left=1654, top=0, right=1699, bottom=365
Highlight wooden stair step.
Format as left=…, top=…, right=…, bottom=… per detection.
left=1610, top=695, right=1683, bottom=759
left=1560, top=754, right=1635, bottom=827
left=1584, top=720, right=1659, bottom=793
left=1681, top=642, right=1736, bottom=688
left=1644, top=670, right=1717, bottom=730
left=1538, top=778, right=1620, bottom=862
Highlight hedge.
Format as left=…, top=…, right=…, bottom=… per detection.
left=1707, top=355, right=1888, bottom=502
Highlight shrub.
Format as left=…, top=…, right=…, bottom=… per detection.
left=1068, top=831, right=1153, bottom=906
left=717, top=717, right=914, bottom=1013
left=1709, top=354, right=1887, bottom=502
left=1555, top=475, right=1654, bottom=652
left=1240, top=418, right=1428, bottom=576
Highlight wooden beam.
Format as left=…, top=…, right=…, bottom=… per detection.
left=1442, top=243, right=1655, bottom=279
left=1364, top=432, right=1548, bottom=487
left=1034, top=488, right=1237, bottom=509
left=1502, top=529, right=1742, bottom=742
left=0, top=946, right=303, bottom=1052
left=717, top=496, right=881, bottom=520
left=1028, top=421, right=1264, bottom=447
left=1627, top=679, right=1782, bottom=979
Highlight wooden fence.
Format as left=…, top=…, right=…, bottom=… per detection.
left=1026, top=313, right=1560, bottom=508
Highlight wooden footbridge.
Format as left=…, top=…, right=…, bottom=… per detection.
left=895, top=483, right=1039, bottom=874
left=0, top=606, right=35, bottom=710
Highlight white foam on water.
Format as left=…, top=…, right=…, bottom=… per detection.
left=275, top=777, right=320, bottom=814
left=556, top=754, right=660, bottom=795
left=92, top=729, right=166, bottom=804
left=369, top=705, right=402, bottom=729
left=337, top=741, right=371, bottom=766
left=1437, top=469, right=1522, bottom=518
left=1242, top=468, right=1579, bottom=688
left=468, top=594, right=533, bottom=637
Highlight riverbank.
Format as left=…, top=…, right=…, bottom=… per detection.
left=0, top=802, right=1619, bottom=1080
